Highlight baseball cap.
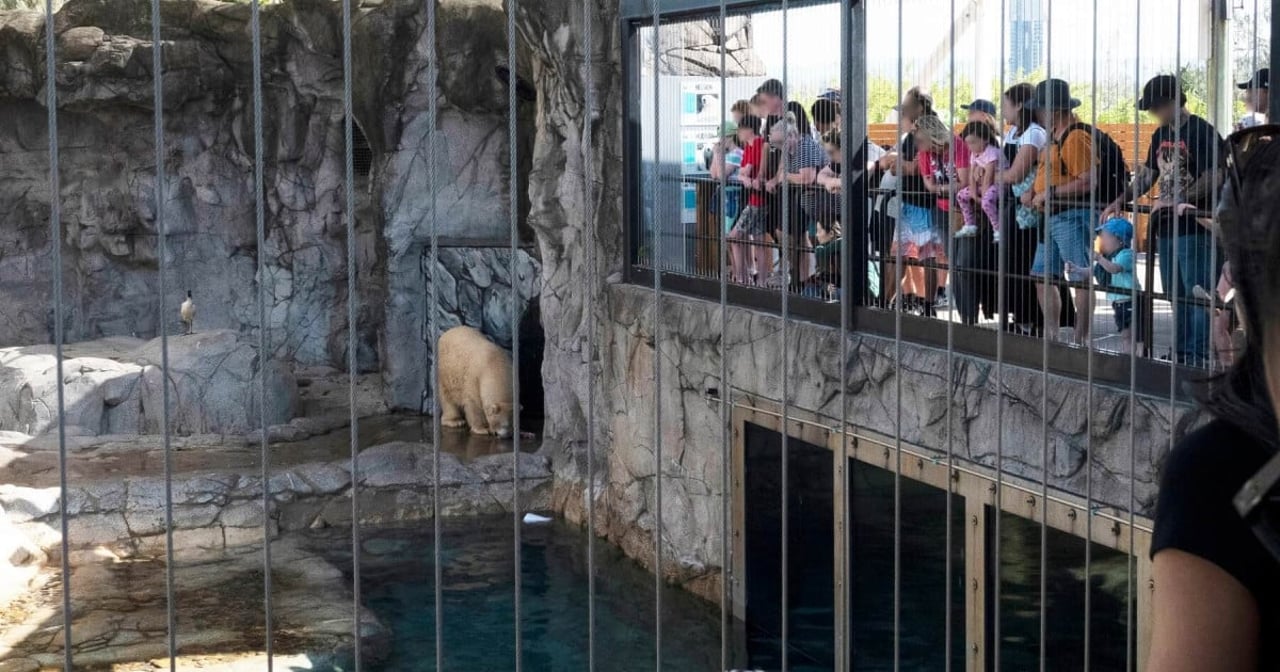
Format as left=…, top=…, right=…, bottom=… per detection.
left=817, top=88, right=842, bottom=103
left=961, top=99, right=997, bottom=116
left=1097, top=218, right=1134, bottom=246
left=1138, top=74, right=1184, bottom=111
left=720, top=120, right=738, bottom=136
left=1238, top=67, right=1271, bottom=90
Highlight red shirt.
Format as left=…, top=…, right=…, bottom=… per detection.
left=739, top=136, right=766, bottom=207
left=917, top=135, right=971, bottom=212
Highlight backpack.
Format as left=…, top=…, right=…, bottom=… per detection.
left=1055, top=122, right=1131, bottom=207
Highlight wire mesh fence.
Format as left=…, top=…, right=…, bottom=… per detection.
left=0, top=0, right=1271, bottom=670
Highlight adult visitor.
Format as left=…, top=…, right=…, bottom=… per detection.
left=1237, top=68, right=1269, bottom=131
left=1147, top=124, right=1279, bottom=671
left=1102, top=74, right=1225, bottom=367
left=998, top=82, right=1053, bottom=333
left=877, top=87, right=945, bottom=313
left=812, top=98, right=840, bottom=136
left=1023, top=78, right=1095, bottom=345
left=764, top=113, right=826, bottom=290
left=756, top=78, right=786, bottom=137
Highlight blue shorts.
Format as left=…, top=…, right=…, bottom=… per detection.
left=1031, top=209, right=1094, bottom=278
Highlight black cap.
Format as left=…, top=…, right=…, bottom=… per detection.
left=961, top=99, right=997, bottom=116
left=1025, top=79, right=1081, bottom=111
left=1138, top=74, right=1185, bottom=111
left=1238, top=67, right=1270, bottom=90
left=757, top=78, right=785, bottom=99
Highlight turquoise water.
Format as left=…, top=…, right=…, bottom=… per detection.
left=303, top=446, right=1131, bottom=671
left=320, top=518, right=722, bottom=671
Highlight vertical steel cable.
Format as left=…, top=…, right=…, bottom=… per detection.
left=838, top=2, right=859, bottom=669
left=250, top=1, right=274, bottom=667
left=892, top=1, right=903, bottom=669
left=993, top=0, right=1008, bottom=667
left=715, top=0, right=730, bottom=668
left=424, top=0, right=444, bottom=666
left=779, top=2, right=790, bottom=669
left=1254, top=0, right=1261, bottom=99
left=944, top=1, right=956, bottom=667
left=340, top=0, right=361, bottom=669
left=1207, top=0, right=1222, bottom=379
left=1040, top=2, right=1053, bottom=670
left=649, top=1, right=663, bottom=668
left=1125, top=3, right=1142, bottom=669
left=1169, top=0, right=1182, bottom=488
left=149, top=0, right=178, bottom=667
left=506, top=0, right=523, bottom=668
left=1084, top=0, right=1100, bottom=666
left=583, top=1, right=598, bottom=669
left=44, top=1, right=72, bottom=668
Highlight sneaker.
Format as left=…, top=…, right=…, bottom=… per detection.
left=954, top=224, right=979, bottom=238
left=934, top=291, right=950, bottom=310
left=764, top=272, right=787, bottom=289
left=992, top=230, right=1002, bottom=244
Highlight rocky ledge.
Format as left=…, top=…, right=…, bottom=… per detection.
left=0, top=537, right=387, bottom=671
left=0, top=417, right=552, bottom=670
left=0, top=332, right=296, bottom=438
left=0, top=426, right=552, bottom=568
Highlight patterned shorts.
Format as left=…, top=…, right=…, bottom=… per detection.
left=734, top=205, right=767, bottom=237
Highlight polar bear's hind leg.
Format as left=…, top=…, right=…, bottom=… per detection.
left=440, top=396, right=467, bottom=428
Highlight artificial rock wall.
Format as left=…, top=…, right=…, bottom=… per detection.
left=0, top=0, right=535, bottom=412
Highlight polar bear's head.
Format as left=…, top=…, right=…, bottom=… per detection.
left=484, top=402, right=517, bottom=438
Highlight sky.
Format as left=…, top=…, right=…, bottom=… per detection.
left=745, top=0, right=1267, bottom=97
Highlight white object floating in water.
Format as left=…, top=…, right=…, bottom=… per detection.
left=522, top=513, right=552, bottom=525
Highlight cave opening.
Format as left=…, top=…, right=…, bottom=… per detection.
left=348, top=118, right=373, bottom=179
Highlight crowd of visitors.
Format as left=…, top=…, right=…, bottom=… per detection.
left=700, top=67, right=1270, bottom=366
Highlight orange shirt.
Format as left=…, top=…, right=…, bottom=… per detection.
left=1034, top=127, right=1096, bottom=193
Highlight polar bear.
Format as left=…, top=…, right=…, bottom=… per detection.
left=437, top=326, right=516, bottom=438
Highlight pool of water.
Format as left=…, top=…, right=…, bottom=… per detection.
left=297, top=449, right=1131, bottom=672
left=307, top=518, right=722, bottom=671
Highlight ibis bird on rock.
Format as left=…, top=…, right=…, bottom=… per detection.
left=180, top=291, right=196, bottom=335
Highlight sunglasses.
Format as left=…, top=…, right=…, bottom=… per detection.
left=1224, top=124, right=1280, bottom=562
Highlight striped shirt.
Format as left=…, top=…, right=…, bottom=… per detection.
left=786, top=134, right=828, bottom=173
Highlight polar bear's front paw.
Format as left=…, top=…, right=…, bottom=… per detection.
left=470, top=426, right=492, bottom=436
left=442, top=418, right=467, bottom=429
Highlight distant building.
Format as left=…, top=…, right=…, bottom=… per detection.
left=1009, top=0, right=1044, bottom=77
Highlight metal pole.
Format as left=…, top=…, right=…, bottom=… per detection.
left=779, top=3, right=792, bottom=669
left=250, top=2, right=274, bottom=667
left=650, top=3, right=664, bottom=669
left=44, top=1, right=72, bottom=667
left=1272, top=0, right=1280, bottom=116
left=716, top=1, right=731, bottom=667
left=506, top=0, right=524, bottom=668
left=583, top=1, right=599, bottom=669
left=341, top=0, right=362, bottom=669
left=424, top=0, right=444, bottom=667
left=149, top=0, right=178, bottom=666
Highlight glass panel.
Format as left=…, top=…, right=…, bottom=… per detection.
left=991, top=510, right=1135, bottom=671
left=743, top=422, right=835, bottom=671
left=847, top=458, right=966, bottom=671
